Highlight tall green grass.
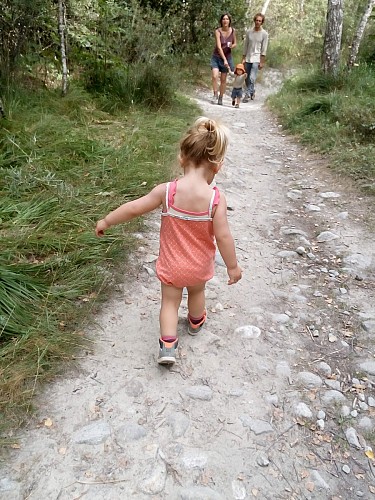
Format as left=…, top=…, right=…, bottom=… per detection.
left=267, top=65, right=375, bottom=193
left=0, top=82, right=199, bottom=432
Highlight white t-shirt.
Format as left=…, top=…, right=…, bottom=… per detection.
left=243, top=28, right=268, bottom=63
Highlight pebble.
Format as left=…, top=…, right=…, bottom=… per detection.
left=72, top=420, right=111, bottom=445
left=319, top=191, right=341, bottom=198
left=293, top=402, right=313, bottom=419
left=342, top=464, right=350, bottom=474
left=345, top=427, right=362, bottom=449
left=234, top=325, right=261, bottom=339
left=316, top=362, right=332, bottom=377
left=317, top=231, right=339, bottom=242
left=317, top=419, right=325, bottom=430
left=317, top=410, right=326, bottom=420
left=185, top=386, right=213, bottom=401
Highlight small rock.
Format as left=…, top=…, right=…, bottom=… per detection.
left=317, top=419, right=325, bottom=430
left=316, top=362, right=332, bottom=377
left=234, top=325, right=261, bottom=339
left=342, top=464, right=350, bottom=474
left=317, top=231, right=339, bottom=242
left=256, top=455, right=270, bottom=467
left=317, top=410, right=326, bottom=420
left=319, top=191, right=341, bottom=198
left=345, top=427, right=362, bottom=449
left=293, top=402, right=313, bottom=419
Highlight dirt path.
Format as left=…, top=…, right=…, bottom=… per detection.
left=1, top=74, right=375, bottom=500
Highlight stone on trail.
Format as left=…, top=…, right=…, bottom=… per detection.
left=345, top=427, right=362, bottom=449
left=166, top=412, right=190, bottom=438
left=316, top=231, right=339, bottom=242
left=180, top=450, right=208, bottom=470
left=234, top=325, right=261, bottom=339
left=240, top=415, right=274, bottom=435
left=138, top=460, right=167, bottom=495
left=297, top=371, right=323, bottom=388
left=358, top=361, right=375, bottom=376
left=231, top=479, right=247, bottom=500
left=304, top=204, right=321, bottom=212
left=116, top=422, right=147, bottom=444
left=293, top=402, right=313, bottom=419
left=72, top=420, right=111, bottom=445
left=321, top=390, right=346, bottom=404
left=185, top=385, right=213, bottom=401
left=362, top=320, right=375, bottom=334
left=319, top=191, right=341, bottom=198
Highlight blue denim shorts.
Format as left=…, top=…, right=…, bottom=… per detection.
left=231, top=88, right=243, bottom=99
left=211, top=54, right=234, bottom=73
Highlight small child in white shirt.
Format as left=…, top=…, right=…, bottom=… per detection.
left=229, top=64, right=247, bottom=108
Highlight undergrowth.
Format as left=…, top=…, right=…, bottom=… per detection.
left=0, top=82, right=199, bottom=433
left=267, top=64, right=375, bottom=194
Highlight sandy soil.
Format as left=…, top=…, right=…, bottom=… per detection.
left=1, top=72, right=375, bottom=500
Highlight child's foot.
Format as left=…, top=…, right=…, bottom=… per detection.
left=250, top=92, right=255, bottom=100
left=187, top=311, right=207, bottom=336
left=243, top=94, right=249, bottom=103
left=158, top=337, right=178, bottom=365
left=235, top=104, right=239, bottom=108
left=232, top=99, right=235, bottom=106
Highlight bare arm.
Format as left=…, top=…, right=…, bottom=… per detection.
left=212, top=194, right=242, bottom=284
left=95, top=183, right=165, bottom=236
left=259, top=32, right=268, bottom=69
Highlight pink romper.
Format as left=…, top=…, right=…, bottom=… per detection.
left=156, top=180, right=220, bottom=288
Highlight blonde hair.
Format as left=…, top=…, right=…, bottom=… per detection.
left=179, top=116, right=229, bottom=165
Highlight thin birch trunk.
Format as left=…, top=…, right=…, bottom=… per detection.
left=322, top=0, right=344, bottom=75
left=347, top=0, right=375, bottom=68
left=58, top=0, right=68, bottom=96
left=261, top=0, right=271, bottom=15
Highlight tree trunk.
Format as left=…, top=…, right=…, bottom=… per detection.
left=58, top=0, right=68, bottom=96
left=347, top=0, right=375, bottom=68
left=322, top=0, right=344, bottom=75
left=261, top=0, right=271, bottom=15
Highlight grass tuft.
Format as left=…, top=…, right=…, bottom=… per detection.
left=268, top=65, right=375, bottom=193
left=0, top=81, right=199, bottom=433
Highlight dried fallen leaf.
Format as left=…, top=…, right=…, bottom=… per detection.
left=300, top=470, right=309, bottom=479
left=365, top=449, right=374, bottom=460
left=10, top=443, right=21, bottom=449
left=306, top=482, right=314, bottom=492
left=251, top=489, right=258, bottom=497
left=369, top=485, right=375, bottom=494
left=58, top=447, right=67, bottom=455
left=44, top=418, right=53, bottom=427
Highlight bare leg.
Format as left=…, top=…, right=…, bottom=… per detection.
left=187, top=283, right=206, bottom=318
left=211, top=68, right=219, bottom=96
left=219, top=72, right=227, bottom=97
left=160, top=283, right=183, bottom=338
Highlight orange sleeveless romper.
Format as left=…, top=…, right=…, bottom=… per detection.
left=156, top=180, right=220, bottom=288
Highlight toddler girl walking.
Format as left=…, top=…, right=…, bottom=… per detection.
left=95, top=117, right=242, bottom=365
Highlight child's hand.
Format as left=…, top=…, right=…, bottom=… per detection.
left=227, top=265, right=242, bottom=285
left=95, top=219, right=110, bottom=237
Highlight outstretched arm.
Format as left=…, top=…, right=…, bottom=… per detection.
left=212, top=194, right=242, bottom=284
left=95, top=183, right=166, bottom=236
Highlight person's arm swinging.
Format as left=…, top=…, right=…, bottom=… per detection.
left=96, top=183, right=166, bottom=236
